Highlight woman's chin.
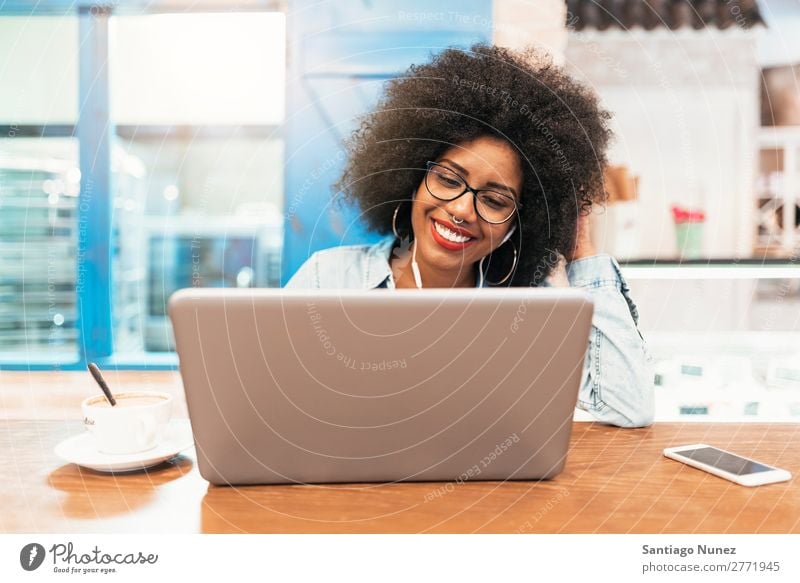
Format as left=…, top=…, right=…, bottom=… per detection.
left=420, top=240, right=478, bottom=273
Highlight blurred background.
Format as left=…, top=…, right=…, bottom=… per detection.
left=1, top=0, right=799, bottom=421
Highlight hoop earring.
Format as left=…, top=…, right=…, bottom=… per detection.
left=479, top=240, right=518, bottom=286
left=393, top=196, right=417, bottom=240
left=392, top=202, right=404, bottom=240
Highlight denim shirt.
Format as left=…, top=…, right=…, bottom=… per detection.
left=285, top=234, right=655, bottom=428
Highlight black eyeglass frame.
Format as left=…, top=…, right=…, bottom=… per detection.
left=424, top=160, right=521, bottom=225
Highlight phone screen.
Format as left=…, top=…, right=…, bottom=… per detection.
left=676, top=447, right=774, bottom=475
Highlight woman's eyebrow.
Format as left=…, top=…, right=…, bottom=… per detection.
left=439, top=158, right=518, bottom=198
left=439, top=158, right=470, bottom=176
left=485, top=181, right=517, bottom=198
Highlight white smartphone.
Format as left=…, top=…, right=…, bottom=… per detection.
left=663, top=444, right=792, bottom=487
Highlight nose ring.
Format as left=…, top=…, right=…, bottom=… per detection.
left=451, top=214, right=464, bottom=225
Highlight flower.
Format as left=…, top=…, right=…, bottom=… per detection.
left=671, top=204, right=705, bottom=223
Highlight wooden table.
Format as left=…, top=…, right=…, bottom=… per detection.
left=2, top=372, right=798, bottom=533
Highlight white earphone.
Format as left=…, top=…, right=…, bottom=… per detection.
left=500, top=223, right=517, bottom=245
left=411, top=240, right=423, bottom=289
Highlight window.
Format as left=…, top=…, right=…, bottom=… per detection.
left=0, top=8, right=285, bottom=369
left=109, top=12, right=286, bottom=358
left=0, top=16, right=79, bottom=363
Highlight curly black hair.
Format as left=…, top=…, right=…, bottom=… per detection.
left=334, top=42, right=612, bottom=286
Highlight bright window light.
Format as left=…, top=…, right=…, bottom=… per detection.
left=109, top=12, right=285, bottom=125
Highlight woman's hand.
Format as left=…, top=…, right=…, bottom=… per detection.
left=544, top=213, right=596, bottom=287
left=570, top=213, right=597, bottom=262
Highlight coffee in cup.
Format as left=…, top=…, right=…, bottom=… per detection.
left=82, top=391, right=173, bottom=455
left=90, top=394, right=168, bottom=408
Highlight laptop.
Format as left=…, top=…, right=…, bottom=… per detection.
left=168, top=287, right=593, bottom=486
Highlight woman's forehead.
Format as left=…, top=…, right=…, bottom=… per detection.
left=438, top=138, right=523, bottom=196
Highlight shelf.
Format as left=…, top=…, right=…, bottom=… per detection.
left=621, top=263, right=800, bottom=279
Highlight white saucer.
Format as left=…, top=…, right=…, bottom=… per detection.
left=54, top=419, right=195, bottom=473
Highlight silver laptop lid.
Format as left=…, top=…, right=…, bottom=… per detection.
left=168, top=288, right=593, bottom=485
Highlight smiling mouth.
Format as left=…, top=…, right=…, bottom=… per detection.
left=430, top=218, right=477, bottom=250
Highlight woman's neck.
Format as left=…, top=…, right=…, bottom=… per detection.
left=390, top=242, right=477, bottom=288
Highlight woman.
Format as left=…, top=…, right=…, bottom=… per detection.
left=285, top=43, right=654, bottom=428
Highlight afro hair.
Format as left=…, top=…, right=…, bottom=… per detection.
left=335, top=42, right=612, bottom=286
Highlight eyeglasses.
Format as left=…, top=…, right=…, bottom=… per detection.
left=424, top=161, right=521, bottom=225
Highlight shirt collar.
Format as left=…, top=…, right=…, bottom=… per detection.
left=364, top=234, right=397, bottom=289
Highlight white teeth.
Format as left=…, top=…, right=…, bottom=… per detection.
left=434, top=220, right=472, bottom=243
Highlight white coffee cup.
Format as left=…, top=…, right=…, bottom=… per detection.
left=81, top=391, right=173, bottom=455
